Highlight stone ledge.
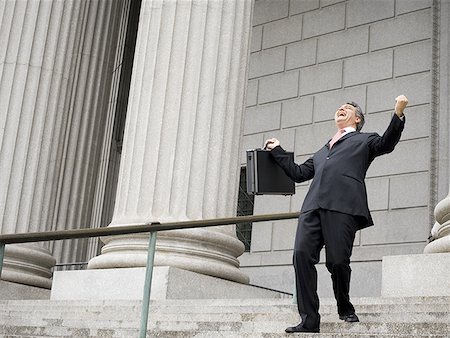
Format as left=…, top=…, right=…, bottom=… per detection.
left=50, top=266, right=286, bottom=301
left=0, top=280, right=50, bottom=300
left=381, top=253, right=450, bottom=297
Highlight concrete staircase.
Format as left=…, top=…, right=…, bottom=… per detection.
left=0, top=297, right=449, bottom=337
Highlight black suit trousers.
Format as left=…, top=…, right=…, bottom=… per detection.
left=294, top=209, right=358, bottom=328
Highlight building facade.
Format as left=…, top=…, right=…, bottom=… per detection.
left=0, top=0, right=449, bottom=297
left=239, top=0, right=450, bottom=297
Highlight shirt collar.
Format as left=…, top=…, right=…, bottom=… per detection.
left=342, top=126, right=356, bottom=135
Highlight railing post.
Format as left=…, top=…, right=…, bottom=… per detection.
left=0, top=244, right=5, bottom=279
left=293, top=274, right=297, bottom=304
left=139, top=231, right=157, bottom=338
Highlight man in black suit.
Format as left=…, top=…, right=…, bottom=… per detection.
left=264, top=95, right=408, bottom=333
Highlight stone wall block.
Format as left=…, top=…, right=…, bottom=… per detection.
left=317, top=26, right=369, bottom=63
left=249, top=47, right=285, bottom=79
left=281, top=96, right=314, bottom=128
left=263, top=128, right=296, bottom=153
left=303, top=3, right=345, bottom=39
left=361, top=208, right=429, bottom=245
left=321, top=0, right=345, bottom=7
left=250, top=221, right=273, bottom=252
left=370, top=10, right=432, bottom=51
left=290, top=0, right=319, bottom=15
left=394, top=40, right=431, bottom=77
left=367, top=139, right=429, bottom=177
left=290, top=184, right=310, bottom=210
left=262, top=15, right=302, bottom=49
left=286, top=39, right=317, bottom=70
left=300, top=61, right=342, bottom=95
left=396, top=0, right=431, bottom=15
left=364, top=106, right=430, bottom=141
left=295, top=121, right=335, bottom=155
left=272, top=219, right=297, bottom=251
left=343, top=50, right=393, bottom=87
left=246, top=80, right=258, bottom=106
left=347, top=0, right=394, bottom=28
left=253, top=0, right=288, bottom=26
left=389, top=173, right=429, bottom=209
left=258, top=71, right=299, bottom=104
left=366, top=73, right=431, bottom=113
left=244, top=103, right=281, bottom=135
left=366, top=177, right=389, bottom=211
left=251, top=26, right=262, bottom=52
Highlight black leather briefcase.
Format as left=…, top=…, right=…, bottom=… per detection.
left=246, top=149, right=295, bottom=195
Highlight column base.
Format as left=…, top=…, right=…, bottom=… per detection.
left=424, top=235, right=450, bottom=253
left=1, top=244, right=55, bottom=289
left=51, top=266, right=283, bottom=300
left=88, top=228, right=249, bottom=284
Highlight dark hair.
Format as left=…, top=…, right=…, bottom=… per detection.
left=347, top=101, right=364, bottom=131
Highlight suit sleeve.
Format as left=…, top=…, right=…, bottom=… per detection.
left=367, top=114, right=405, bottom=160
left=270, top=146, right=314, bottom=183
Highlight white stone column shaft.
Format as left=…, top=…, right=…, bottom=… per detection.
left=88, top=0, right=253, bottom=284
left=50, top=0, right=124, bottom=265
left=0, top=0, right=78, bottom=288
left=0, top=0, right=126, bottom=287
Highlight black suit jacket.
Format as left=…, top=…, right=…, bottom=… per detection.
left=271, top=114, right=405, bottom=229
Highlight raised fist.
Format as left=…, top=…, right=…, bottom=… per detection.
left=395, top=95, right=408, bottom=117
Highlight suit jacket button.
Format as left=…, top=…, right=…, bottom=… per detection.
left=326, top=157, right=329, bottom=159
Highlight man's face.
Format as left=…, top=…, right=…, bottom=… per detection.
left=334, top=103, right=361, bottom=129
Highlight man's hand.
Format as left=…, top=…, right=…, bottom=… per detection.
left=264, top=138, right=280, bottom=150
left=395, top=95, right=408, bottom=117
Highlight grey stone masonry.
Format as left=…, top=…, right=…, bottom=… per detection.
left=241, top=0, right=433, bottom=297
left=1, top=297, right=449, bottom=337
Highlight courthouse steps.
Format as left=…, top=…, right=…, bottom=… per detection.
left=0, top=297, right=448, bottom=337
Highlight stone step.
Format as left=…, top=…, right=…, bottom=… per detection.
left=152, top=333, right=446, bottom=338
left=1, top=297, right=448, bottom=314
left=150, top=331, right=448, bottom=338
left=2, top=309, right=449, bottom=327
left=1, top=297, right=448, bottom=337
left=2, top=296, right=450, bottom=307
left=1, top=321, right=448, bottom=337
left=1, top=313, right=448, bottom=332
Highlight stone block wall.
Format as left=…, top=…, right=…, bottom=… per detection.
left=239, top=0, right=432, bottom=296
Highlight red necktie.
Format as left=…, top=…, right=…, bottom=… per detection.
left=329, top=129, right=345, bottom=149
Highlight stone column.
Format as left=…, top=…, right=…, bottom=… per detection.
left=88, top=0, right=253, bottom=284
left=424, top=186, right=450, bottom=253
left=49, top=0, right=126, bottom=266
left=0, top=0, right=75, bottom=288
left=0, top=0, right=125, bottom=288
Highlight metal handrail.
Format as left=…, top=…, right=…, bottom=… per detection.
left=0, top=211, right=300, bottom=338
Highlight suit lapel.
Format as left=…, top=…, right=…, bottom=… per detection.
left=326, top=131, right=358, bottom=148
left=339, top=131, right=358, bottom=142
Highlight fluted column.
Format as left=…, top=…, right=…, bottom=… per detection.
left=49, top=0, right=125, bottom=266
left=88, top=0, right=253, bottom=284
left=0, top=0, right=76, bottom=288
left=0, top=0, right=125, bottom=288
left=424, top=186, right=450, bottom=253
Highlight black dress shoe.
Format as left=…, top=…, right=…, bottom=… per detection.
left=339, top=313, right=359, bottom=322
left=285, top=323, right=320, bottom=333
